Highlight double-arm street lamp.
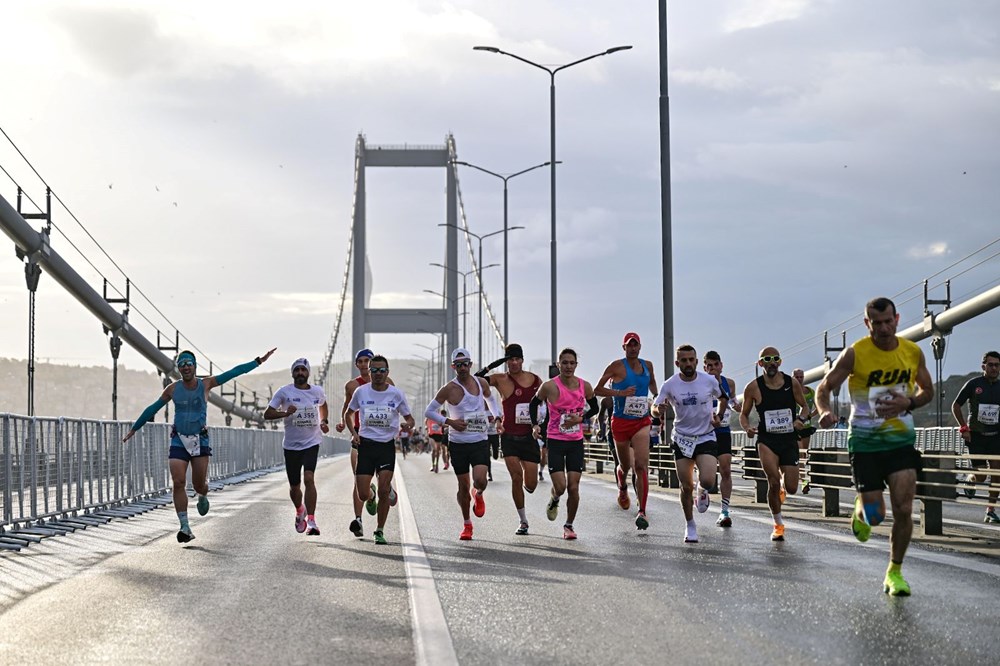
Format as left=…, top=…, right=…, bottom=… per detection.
left=452, top=160, right=552, bottom=342
left=429, top=261, right=499, bottom=367
left=473, top=44, right=632, bottom=368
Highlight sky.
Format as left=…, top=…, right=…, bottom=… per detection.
left=1, top=0, right=999, bottom=409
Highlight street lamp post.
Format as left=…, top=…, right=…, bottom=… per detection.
left=474, top=44, right=632, bottom=369
left=414, top=342, right=438, bottom=393
left=438, top=222, right=512, bottom=366
left=423, top=286, right=470, bottom=352
left=451, top=160, right=551, bottom=343
left=430, top=262, right=498, bottom=367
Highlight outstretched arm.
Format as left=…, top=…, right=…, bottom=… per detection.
left=123, top=386, right=172, bottom=441
left=205, top=348, right=276, bottom=390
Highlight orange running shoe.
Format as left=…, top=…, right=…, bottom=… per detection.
left=616, top=466, right=631, bottom=510
left=771, top=524, right=785, bottom=541
left=471, top=488, right=486, bottom=518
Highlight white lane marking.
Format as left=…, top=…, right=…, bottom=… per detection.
left=580, top=475, right=1000, bottom=577
left=396, top=468, right=459, bottom=666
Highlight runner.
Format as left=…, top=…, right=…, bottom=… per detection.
left=792, top=368, right=820, bottom=493
left=653, top=344, right=727, bottom=543
left=739, top=347, right=810, bottom=542
left=263, top=357, right=329, bottom=536
left=345, top=355, right=414, bottom=545
left=703, top=351, right=737, bottom=527
left=399, top=425, right=411, bottom=460
left=424, top=348, right=499, bottom=540
left=816, top=296, right=934, bottom=596
left=951, top=351, right=1000, bottom=522
left=594, top=332, right=658, bottom=529
left=530, top=348, right=598, bottom=540
left=427, top=417, right=445, bottom=472
left=477, top=343, right=544, bottom=535
left=123, top=347, right=276, bottom=543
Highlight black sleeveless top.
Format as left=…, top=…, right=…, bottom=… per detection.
left=755, top=374, right=799, bottom=443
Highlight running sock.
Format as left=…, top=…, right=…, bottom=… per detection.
left=355, top=515, right=362, bottom=522
left=639, top=470, right=649, bottom=512
left=307, top=514, right=315, bottom=522
left=178, top=511, right=190, bottom=531
left=686, top=518, right=696, bottom=529
left=773, top=512, right=784, bottom=526
left=517, top=507, right=527, bottom=523
left=721, top=498, right=731, bottom=512
left=887, top=561, right=903, bottom=574
left=564, top=523, right=573, bottom=530
left=464, top=519, right=473, bottom=527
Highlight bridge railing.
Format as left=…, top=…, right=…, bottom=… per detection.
left=1, top=413, right=348, bottom=533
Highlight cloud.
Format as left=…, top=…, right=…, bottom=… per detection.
left=907, top=242, right=949, bottom=260
left=672, top=67, right=747, bottom=92
left=723, top=0, right=814, bottom=32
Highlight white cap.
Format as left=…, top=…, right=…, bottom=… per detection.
left=451, top=347, right=472, bottom=363
left=291, top=358, right=310, bottom=373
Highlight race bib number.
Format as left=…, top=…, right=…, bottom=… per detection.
left=515, top=403, right=532, bottom=425
left=867, top=385, right=905, bottom=424
left=559, top=412, right=581, bottom=434
left=363, top=406, right=392, bottom=429
left=292, top=407, right=319, bottom=429
left=623, top=396, right=648, bottom=418
left=673, top=432, right=696, bottom=457
left=764, top=408, right=793, bottom=434
left=178, top=432, right=201, bottom=457
left=979, top=403, right=1000, bottom=426
left=465, top=411, right=489, bottom=434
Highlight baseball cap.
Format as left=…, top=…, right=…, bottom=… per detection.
left=355, top=348, right=374, bottom=361
left=291, top=358, right=310, bottom=373
left=505, top=343, right=524, bottom=359
left=623, top=332, right=641, bottom=345
left=451, top=347, right=472, bottom=363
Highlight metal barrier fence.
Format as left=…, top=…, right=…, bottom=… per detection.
left=584, top=426, right=999, bottom=536
left=1, top=413, right=348, bottom=534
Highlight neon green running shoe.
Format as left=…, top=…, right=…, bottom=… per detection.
left=883, top=570, right=911, bottom=596
left=365, top=482, right=378, bottom=516
left=852, top=497, right=871, bottom=543
left=373, top=529, right=387, bottom=545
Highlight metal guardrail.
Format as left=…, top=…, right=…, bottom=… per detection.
left=1, top=413, right=349, bottom=538
left=584, top=427, right=999, bottom=536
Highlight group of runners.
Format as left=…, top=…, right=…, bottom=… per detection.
left=125, top=295, right=1000, bottom=597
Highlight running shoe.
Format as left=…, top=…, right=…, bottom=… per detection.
left=487, top=473, right=493, bottom=482
left=616, top=466, right=631, bottom=510
left=373, top=530, right=387, bottom=545
left=563, top=524, right=577, bottom=540
left=388, top=486, right=398, bottom=507
left=883, top=570, right=911, bottom=596
left=459, top=523, right=473, bottom=541
left=444, top=462, right=450, bottom=471
left=306, top=519, right=320, bottom=536
left=471, top=488, right=486, bottom=518
left=771, top=524, right=785, bottom=541
left=801, top=479, right=811, bottom=495
left=515, top=522, right=529, bottom=536
left=851, top=496, right=872, bottom=543
left=196, top=494, right=210, bottom=516
left=635, top=511, right=649, bottom=530
left=964, top=473, right=977, bottom=499
left=684, top=524, right=698, bottom=544
left=716, top=511, right=732, bottom=528
left=546, top=493, right=560, bottom=521
left=985, top=510, right=1000, bottom=524
left=295, top=507, right=307, bottom=534
left=349, top=518, right=363, bottom=537
left=430, top=465, right=436, bottom=472
left=696, top=486, right=711, bottom=513
left=176, top=528, right=195, bottom=543
left=365, top=482, right=378, bottom=516
left=538, top=470, right=545, bottom=481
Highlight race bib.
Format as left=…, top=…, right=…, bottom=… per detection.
left=178, top=432, right=201, bottom=457
left=559, top=412, right=581, bottom=434
left=673, top=432, right=696, bottom=457
left=764, top=408, right=794, bottom=434
left=292, top=407, right=319, bottom=429
left=979, top=403, right=1000, bottom=426
left=515, top=403, right=532, bottom=425
left=623, top=396, right=648, bottom=418
left=464, top=411, right=489, bottom=434
left=363, top=406, right=392, bottom=429
left=867, top=385, right=906, bottom=424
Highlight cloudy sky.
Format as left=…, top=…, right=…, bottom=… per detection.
left=1, top=0, right=998, bottom=408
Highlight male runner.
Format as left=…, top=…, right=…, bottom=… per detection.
left=477, top=343, right=544, bottom=535
left=739, top=347, right=810, bottom=542
left=654, top=344, right=727, bottom=543
left=263, top=358, right=329, bottom=536
left=425, top=348, right=499, bottom=540
left=817, top=297, right=934, bottom=596
left=530, top=348, right=599, bottom=540
left=594, top=332, right=658, bottom=529
left=792, top=368, right=820, bottom=493
left=427, top=418, right=444, bottom=472
left=952, top=351, right=1000, bottom=522
left=704, top=351, right=737, bottom=527
left=346, top=355, right=414, bottom=545
left=123, top=347, right=276, bottom=542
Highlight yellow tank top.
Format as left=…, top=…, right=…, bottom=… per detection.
left=847, top=336, right=921, bottom=452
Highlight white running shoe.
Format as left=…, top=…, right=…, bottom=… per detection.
left=696, top=486, right=711, bottom=513
left=684, top=523, right=698, bottom=543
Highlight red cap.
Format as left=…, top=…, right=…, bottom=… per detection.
left=622, top=332, right=641, bottom=345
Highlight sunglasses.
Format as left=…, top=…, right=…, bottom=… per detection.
left=177, top=361, right=195, bottom=368
left=759, top=356, right=781, bottom=363
left=370, top=367, right=389, bottom=374
left=453, top=360, right=472, bottom=368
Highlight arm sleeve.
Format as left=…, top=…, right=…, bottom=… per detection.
left=583, top=395, right=599, bottom=420
left=529, top=395, right=543, bottom=426
left=215, top=359, right=259, bottom=386
left=474, top=356, right=508, bottom=378
left=425, top=399, right=447, bottom=425
left=487, top=391, right=501, bottom=418
left=130, top=397, right=168, bottom=432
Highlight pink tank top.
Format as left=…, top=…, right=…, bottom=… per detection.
left=546, top=375, right=586, bottom=441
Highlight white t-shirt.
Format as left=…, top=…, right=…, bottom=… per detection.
left=654, top=372, right=722, bottom=442
left=269, top=384, right=327, bottom=451
left=348, top=384, right=412, bottom=442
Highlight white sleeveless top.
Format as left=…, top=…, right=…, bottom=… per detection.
left=446, top=378, right=490, bottom=443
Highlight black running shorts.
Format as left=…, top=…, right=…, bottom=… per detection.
left=850, top=446, right=922, bottom=493
left=501, top=434, right=541, bottom=463
left=547, top=438, right=585, bottom=474
left=448, top=439, right=490, bottom=475
left=356, top=437, right=396, bottom=476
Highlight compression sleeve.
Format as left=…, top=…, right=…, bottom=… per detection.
left=425, top=399, right=447, bottom=425
left=474, top=356, right=508, bottom=378
left=130, top=397, right=169, bottom=432
left=487, top=392, right=501, bottom=418
left=583, top=396, right=599, bottom=420
left=529, top=395, right=543, bottom=426
left=215, top=359, right=259, bottom=386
